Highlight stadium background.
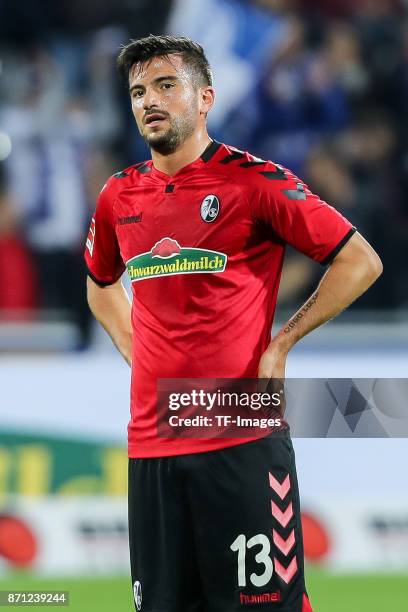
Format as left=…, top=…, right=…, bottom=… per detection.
left=0, top=0, right=407, bottom=610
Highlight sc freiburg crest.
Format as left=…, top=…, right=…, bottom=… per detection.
left=200, top=194, right=220, bottom=223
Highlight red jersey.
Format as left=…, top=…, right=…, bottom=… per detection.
left=85, top=141, right=355, bottom=458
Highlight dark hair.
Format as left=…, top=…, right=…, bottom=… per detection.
left=117, top=35, right=213, bottom=87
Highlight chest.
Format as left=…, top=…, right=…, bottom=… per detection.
left=114, top=181, right=253, bottom=264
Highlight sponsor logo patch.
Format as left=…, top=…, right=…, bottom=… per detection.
left=200, top=194, right=220, bottom=222
left=126, top=237, right=227, bottom=282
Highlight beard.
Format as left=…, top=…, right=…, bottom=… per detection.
left=140, top=113, right=196, bottom=155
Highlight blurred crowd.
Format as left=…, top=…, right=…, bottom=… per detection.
left=0, top=0, right=407, bottom=347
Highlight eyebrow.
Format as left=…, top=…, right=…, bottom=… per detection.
left=129, top=75, right=178, bottom=93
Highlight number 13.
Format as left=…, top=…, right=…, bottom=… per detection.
left=230, top=533, right=273, bottom=587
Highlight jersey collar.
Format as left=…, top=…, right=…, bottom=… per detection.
left=149, top=140, right=223, bottom=182
left=201, top=139, right=222, bottom=163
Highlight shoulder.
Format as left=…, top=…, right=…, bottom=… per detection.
left=99, top=160, right=153, bottom=200
left=215, top=144, right=293, bottom=190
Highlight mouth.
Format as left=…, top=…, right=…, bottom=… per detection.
left=144, top=113, right=167, bottom=127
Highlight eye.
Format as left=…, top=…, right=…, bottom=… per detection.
left=161, top=82, right=174, bottom=90
left=132, top=90, right=144, bottom=98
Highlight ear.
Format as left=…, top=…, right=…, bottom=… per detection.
left=199, top=86, right=215, bottom=115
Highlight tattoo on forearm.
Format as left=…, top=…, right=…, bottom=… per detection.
left=283, top=291, right=319, bottom=334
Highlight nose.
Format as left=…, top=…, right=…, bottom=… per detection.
left=143, top=87, right=160, bottom=110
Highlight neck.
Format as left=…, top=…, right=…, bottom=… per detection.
left=150, top=128, right=212, bottom=176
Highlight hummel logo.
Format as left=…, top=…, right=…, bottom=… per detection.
left=118, top=214, right=143, bottom=225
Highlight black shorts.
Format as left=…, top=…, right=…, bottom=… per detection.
left=128, top=434, right=313, bottom=612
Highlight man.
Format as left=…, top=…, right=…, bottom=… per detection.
left=85, top=35, right=382, bottom=612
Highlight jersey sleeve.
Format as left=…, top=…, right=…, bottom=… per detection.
left=250, top=163, right=356, bottom=265
left=84, top=181, right=125, bottom=286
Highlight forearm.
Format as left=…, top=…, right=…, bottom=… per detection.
left=274, top=263, right=375, bottom=353
left=258, top=234, right=382, bottom=378
left=273, top=235, right=383, bottom=354
left=87, top=277, right=132, bottom=365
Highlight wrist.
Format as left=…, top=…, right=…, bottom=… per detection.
left=269, top=333, right=291, bottom=356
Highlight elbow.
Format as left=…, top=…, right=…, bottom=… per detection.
left=362, top=250, right=383, bottom=287
left=332, top=232, right=383, bottom=292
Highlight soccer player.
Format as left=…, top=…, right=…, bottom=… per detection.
left=85, top=36, right=382, bottom=612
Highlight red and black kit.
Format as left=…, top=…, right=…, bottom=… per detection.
left=85, top=140, right=355, bottom=611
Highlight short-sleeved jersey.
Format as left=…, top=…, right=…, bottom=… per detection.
left=85, top=141, right=355, bottom=458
